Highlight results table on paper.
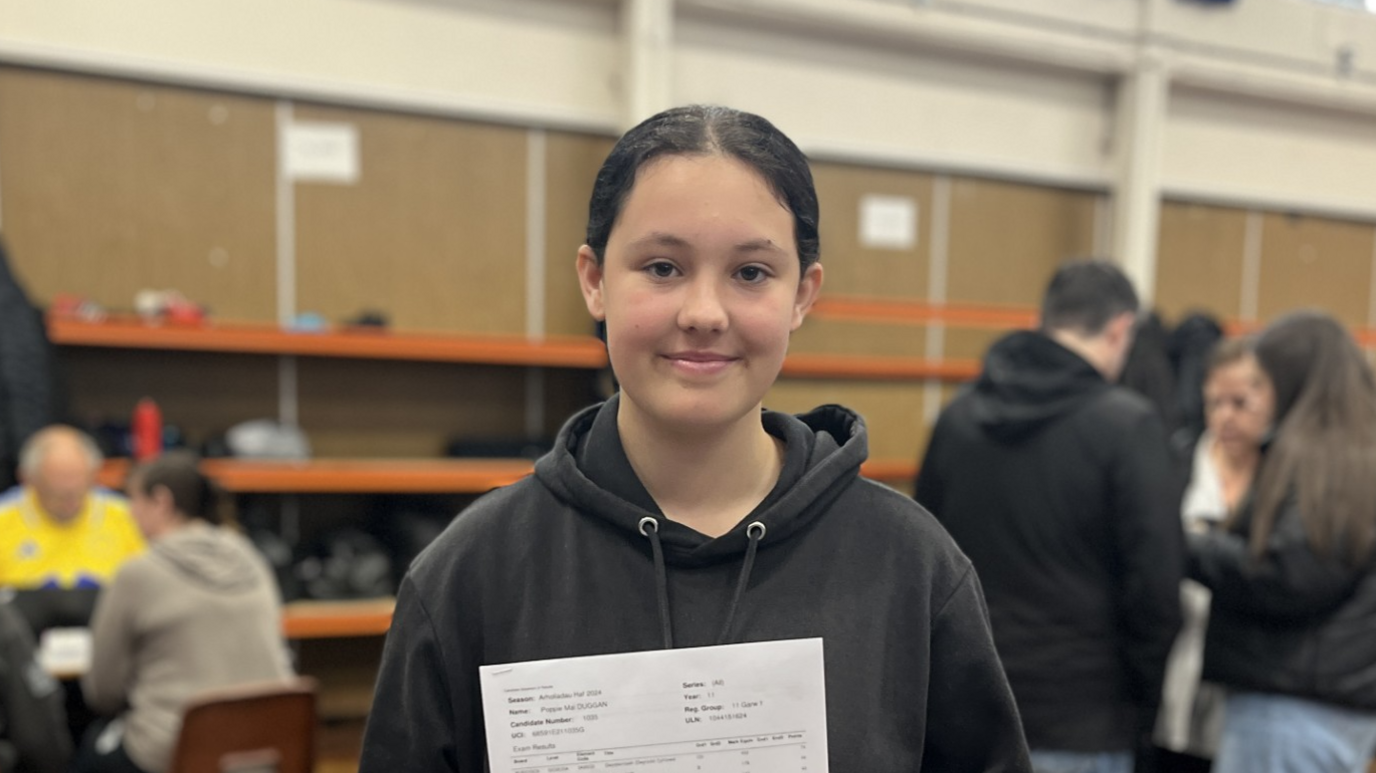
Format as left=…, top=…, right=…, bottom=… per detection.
left=478, top=638, right=828, bottom=773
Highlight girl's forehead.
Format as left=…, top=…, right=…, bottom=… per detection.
left=614, top=155, right=793, bottom=238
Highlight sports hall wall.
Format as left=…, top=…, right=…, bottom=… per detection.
left=2, top=0, right=1375, bottom=468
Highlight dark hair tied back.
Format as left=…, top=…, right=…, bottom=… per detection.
left=130, top=450, right=225, bottom=525
left=585, top=105, right=820, bottom=272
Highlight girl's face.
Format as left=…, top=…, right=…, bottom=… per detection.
left=577, top=154, right=822, bottom=436
left=1204, top=354, right=1275, bottom=450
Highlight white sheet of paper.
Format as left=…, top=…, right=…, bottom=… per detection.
left=37, top=626, right=92, bottom=677
left=859, top=194, right=918, bottom=250
left=479, top=638, right=828, bottom=772
left=282, top=121, right=359, bottom=184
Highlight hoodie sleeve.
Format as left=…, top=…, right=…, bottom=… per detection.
left=82, top=565, right=139, bottom=715
left=1188, top=499, right=1361, bottom=621
left=1109, top=407, right=1184, bottom=734
left=921, top=566, right=1032, bottom=773
left=358, top=575, right=461, bottom=773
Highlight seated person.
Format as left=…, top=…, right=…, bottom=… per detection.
left=74, top=451, right=293, bottom=773
left=0, top=591, right=71, bottom=773
left=0, top=426, right=144, bottom=592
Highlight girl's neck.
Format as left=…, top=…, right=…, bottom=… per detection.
left=618, top=401, right=784, bottom=538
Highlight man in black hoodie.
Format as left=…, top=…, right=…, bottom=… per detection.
left=916, top=260, right=1182, bottom=773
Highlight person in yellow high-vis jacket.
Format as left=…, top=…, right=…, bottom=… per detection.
left=0, top=426, right=143, bottom=590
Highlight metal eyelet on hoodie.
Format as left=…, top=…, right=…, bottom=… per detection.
left=640, top=517, right=770, bottom=650
left=639, top=516, right=674, bottom=649
left=717, top=521, right=767, bottom=645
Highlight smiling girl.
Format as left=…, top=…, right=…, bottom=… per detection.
left=360, top=105, right=1029, bottom=772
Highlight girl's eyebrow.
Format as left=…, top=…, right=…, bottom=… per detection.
left=626, top=232, right=785, bottom=255
left=735, top=238, right=785, bottom=255
left=626, top=232, right=691, bottom=251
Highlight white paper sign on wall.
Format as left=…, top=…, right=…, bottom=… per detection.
left=283, top=121, right=360, bottom=184
left=859, top=194, right=918, bottom=250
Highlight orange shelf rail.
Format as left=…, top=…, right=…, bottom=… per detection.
left=49, top=313, right=986, bottom=381
left=813, top=296, right=1376, bottom=351
left=859, top=459, right=916, bottom=483
left=282, top=599, right=394, bottom=639
left=101, top=457, right=913, bottom=491
left=99, top=458, right=536, bottom=493
left=782, top=353, right=981, bottom=381
left=48, top=315, right=610, bottom=369
left=811, top=296, right=1039, bottom=330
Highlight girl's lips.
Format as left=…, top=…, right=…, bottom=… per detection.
left=664, top=353, right=737, bottom=376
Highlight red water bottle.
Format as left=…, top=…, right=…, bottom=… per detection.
left=132, top=398, right=163, bottom=461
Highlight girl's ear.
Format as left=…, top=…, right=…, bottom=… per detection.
left=791, top=262, right=824, bottom=331
left=576, top=246, right=607, bottom=322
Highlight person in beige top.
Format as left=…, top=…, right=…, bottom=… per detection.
left=73, top=451, right=293, bottom=773
left=1156, top=337, right=1274, bottom=766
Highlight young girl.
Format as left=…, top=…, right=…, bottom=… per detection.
left=360, top=105, right=1029, bottom=772
left=1190, top=311, right=1376, bottom=773
left=75, top=452, right=292, bottom=773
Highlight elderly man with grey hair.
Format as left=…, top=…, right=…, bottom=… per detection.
left=0, top=426, right=144, bottom=590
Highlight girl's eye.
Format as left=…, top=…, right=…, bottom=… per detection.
left=646, top=261, right=677, bottom=279
left=738, top=265, right=767, bottom=283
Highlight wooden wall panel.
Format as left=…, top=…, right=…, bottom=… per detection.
left=1154, top=201, right=1247, bottom=325
left=544, top=131, right=615, bottom=337
left=790, top=319, right=926, bottom=358
left=0, top=66, right=277, bottom=319
left=296, top=360, right=531, bottom=458
left=1256, top=212, right=1375, bottom=329
left=59, top=349, right=280, bottom=449
left=766, top=379, right=927, bottom=464
left=946, top=178, right=1099, bottom=306
left=943, top=327, right=1014, bottom=365
left=292, top=105, right=528, bottom=334
left=943, top=178, right=1098, bottom=359
left=810, top=162, right=934, bottom=299
left=791, top=163, right=934, bottom=358
left=776, top=162, right=933, bottom=447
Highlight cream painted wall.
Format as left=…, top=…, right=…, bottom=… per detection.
left=1150, top=0, right=1376, bottom=78
left=3, top=0, right=1376, bottom=215
left=0, top=0, right=624, bottom=131
left=674, top=12, right=1114, bottom=188
left=1163, top=85, right=1376, bottom=221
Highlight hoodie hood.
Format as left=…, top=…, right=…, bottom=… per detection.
left=533, top=393, right=867, bottom=568
left=149, top=523, right=263, bottom=593
left=970, top=330, right=1111, bottom=443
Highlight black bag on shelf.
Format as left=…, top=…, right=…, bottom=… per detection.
left=293, top=528, right=394, bottom=601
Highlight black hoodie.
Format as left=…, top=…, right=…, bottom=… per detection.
left=361, top=395, right=1032, bottom=772
left=915, top=331, right=1183, bottom=753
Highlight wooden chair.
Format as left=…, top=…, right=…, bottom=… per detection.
left=167, top=677, right=318, bottom=773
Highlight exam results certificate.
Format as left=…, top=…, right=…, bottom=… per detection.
left=478, top=638, right=828, bottom=772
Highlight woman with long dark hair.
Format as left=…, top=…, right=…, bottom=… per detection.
left=1189, top=310, right=1376, bottom=773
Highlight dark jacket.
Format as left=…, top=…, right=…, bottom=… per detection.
left=915, top=331, right=1183, bottom=753
left=0, top=240, right=56, bottom=488
left=1189, top=496, right=1376, bottom=710
left=360, top=395, right=1031, bottom=772
left=0, top=595, right=71, bottom=773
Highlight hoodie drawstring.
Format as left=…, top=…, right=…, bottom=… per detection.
left=716, top=521, right=766, bottom=645
left=639, top=517, right=674, bottom=649
left=639, top=517, right=768, bottom=650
